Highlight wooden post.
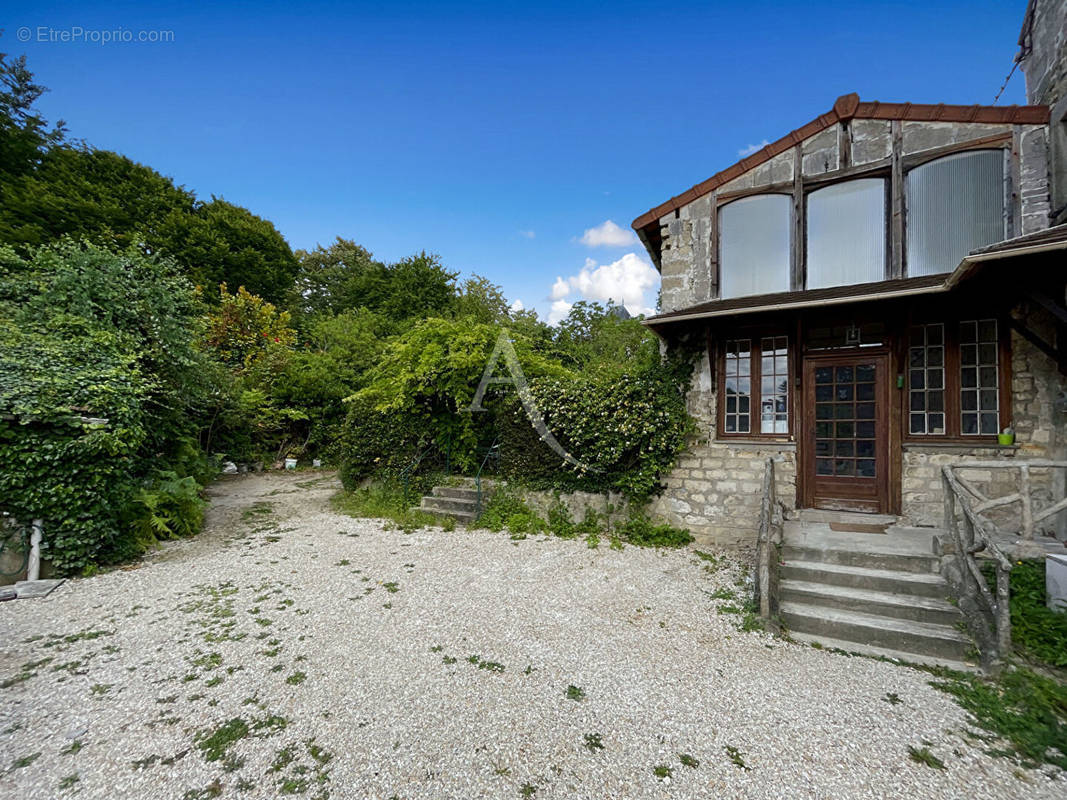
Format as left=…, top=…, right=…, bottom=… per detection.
left=995, top=564, right=1012, bottom=659
left=1019, top=463, right=1034, bottom=540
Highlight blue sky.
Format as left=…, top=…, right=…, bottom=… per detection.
left=7, top=1, right=1030, bottom=321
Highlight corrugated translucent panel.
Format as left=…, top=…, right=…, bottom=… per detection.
left=718, top=194, right=791, bottom=299
left=906, top=150, right=1005, bottom=276
left=806, top=178, right=886, bottom=289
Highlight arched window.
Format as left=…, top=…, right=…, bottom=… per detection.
left=718, top=194, right=791, bottom=299
left=906, top=150, right=1006, bottom=276
left=806, top=178, right=887, bottom=289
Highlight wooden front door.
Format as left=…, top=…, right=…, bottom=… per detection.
left=802, top=353, right=890, bottom=513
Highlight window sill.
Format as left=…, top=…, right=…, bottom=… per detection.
left=902, top=440, right=1019, bottom=452
left=712, top=438, right=796, bottom=451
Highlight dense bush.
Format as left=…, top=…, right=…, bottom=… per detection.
left=497, top=354, right=695, bottom=502
left=339, top=318, right=568, bottom=485
left=0, top=241, right=213, bottom=573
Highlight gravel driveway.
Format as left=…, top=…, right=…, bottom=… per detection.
left=1, top=471, right=1062, bottom=799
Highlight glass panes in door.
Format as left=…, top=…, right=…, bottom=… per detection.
left=814, top=363, right=877, bottom=479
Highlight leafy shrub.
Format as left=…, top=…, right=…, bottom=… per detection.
left=476, top=485, right=542, bottom=534
left=497, top=354, right=694, bottom=502
left=616, top=515, right=693, bottom=548
left=116, top=471, right=207, bottom=559
left=0, top=242, right=212, bottom=573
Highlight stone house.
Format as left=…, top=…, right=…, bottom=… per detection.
left=634, top=0, right=1067, bottom=667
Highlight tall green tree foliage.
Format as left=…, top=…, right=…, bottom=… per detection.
left=0, top=51, right=66, bottom=177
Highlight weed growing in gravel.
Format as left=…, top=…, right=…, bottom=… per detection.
left=443, top=655, right=457, bottom=665
left=286, top=671, right=307, bottom=685
left=0, top=657, right=53, bottom=688
left=907, top=745, right=945, bottom=769
left=196, top=718, right=249, bottom=761
left=519, top=783, right=537, bottom=798
left=468, top=655, right=505, bottom=673
left=583, top=733, right=604, bottom=752
left=58, top=773, right=79, bottom=790
left=90, top=683, right=112, bottom=696
left=678, top=753, right=699, bottom=768
left=382, top=582, right=400, bottom=593
left=63, top=740, right=82, bottom=755
left=430, top=645, right=443, bottom=653
left=724, top=745, right=749, bottom=770
left=11, top=752, right=41, bottom=769
left=182, top=780, right=223, bottom=800
left=652, top=764, right=672, bottom=779
left=883, top=692, right=903, bottom=705
left=565, top=685, right=585, bottom=701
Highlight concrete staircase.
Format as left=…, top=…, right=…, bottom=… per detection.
left=779, top=511, right=976, bottom=669
left=413, top=479, right=496, bottom=525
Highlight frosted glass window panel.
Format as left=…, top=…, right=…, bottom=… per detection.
left=806, top=179, right=887, bottom=289
left=907, top=150, right=1005, bottom=277
left=719, top=195, right=791, bottom=298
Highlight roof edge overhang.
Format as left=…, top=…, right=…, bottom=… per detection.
left=631, top=93, right=1051, bottom=265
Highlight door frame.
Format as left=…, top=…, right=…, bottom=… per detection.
left=798, top=348, right=898, bottom=514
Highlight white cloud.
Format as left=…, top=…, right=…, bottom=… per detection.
left=518, top=229, right=536, bottom=239
left=509, top=299, right=525, bottom=312
left=738, top=139, right=770, bottom=157
left=578, top=219, right=638, bottom=248
left=547, top=252, right=659, bottom=324
left=548, top=299, right=573, bottom=325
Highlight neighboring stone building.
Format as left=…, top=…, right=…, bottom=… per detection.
left=1020, top=0, right=1067, bottom=223
left=637, top=89, right=1067, bottom=547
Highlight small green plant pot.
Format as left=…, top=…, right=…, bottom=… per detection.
left=997, top=433, right=1015, bottom=446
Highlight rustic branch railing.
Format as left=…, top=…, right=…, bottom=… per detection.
left=755, top=457, right=783, bottom=622
left=941, top=460, right=1067, bottom=669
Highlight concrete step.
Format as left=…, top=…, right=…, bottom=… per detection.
left=780, top=561, right=951, bottom=599
left=787, top=632, right=979, bottom=672
left=780, top=601, right=972, bottom=662
left=432, top=486, right=481, bottom=501
left=782, top=545, right=940, bottom=574
left=779, top=579, right=962, bottom=626
left=414, top=502, right=477, bottom=524
left=419, top=496, right=477, bottom=514
left=794, top=509, right=899, bottom=526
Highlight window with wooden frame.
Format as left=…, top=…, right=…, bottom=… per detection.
left=906, top=318, right=1010, bottom=439
left=720, top=335, right=791, bottom=438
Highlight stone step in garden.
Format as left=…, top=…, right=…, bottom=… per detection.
left=780, top=601, right=973, bottom=664
left=413, top=479, right=500, bottom=525
left=780, top=561, right=951, bottom=598
left=779, top=579, right=962, bottom=626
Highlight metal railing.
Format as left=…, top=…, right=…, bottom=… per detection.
left=940, top=460, right=1067, bottom=669
left=474, top=438, right=500, bottom=517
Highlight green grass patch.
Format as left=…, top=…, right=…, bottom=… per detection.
left=331, top=481, right=436, bottom=532
left=930, top=666, right=1067, bottom=769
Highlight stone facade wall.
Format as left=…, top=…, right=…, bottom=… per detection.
left=656, top=119, right=1049, bottom=314
left=1022, top=0, right=1067, bottom=109
left=649, top=443, right=796, bottom=548
left=902, top=304, right=1067, bottom=533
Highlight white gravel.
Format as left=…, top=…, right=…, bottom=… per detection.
left=0, top=471, right=1062, bottom=800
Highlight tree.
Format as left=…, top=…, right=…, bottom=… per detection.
left=290, top=237, right=383, bottom=324
left=155, top=198, right=299, bottom=304
left=0, top=145, right=196, bottom=249
left=0, top=51, right=66, bottom=177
